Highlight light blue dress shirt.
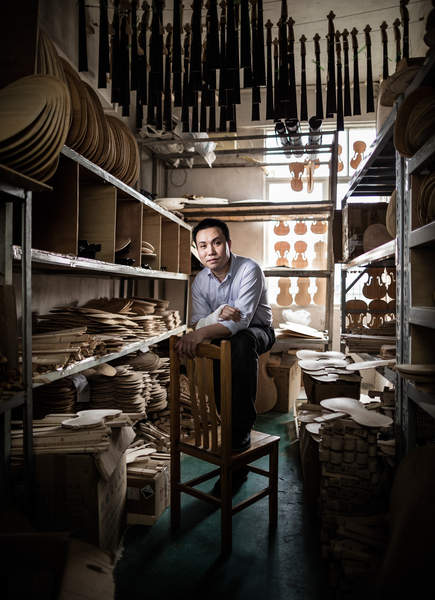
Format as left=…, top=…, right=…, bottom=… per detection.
left=191, top=253, right=273, bottom=335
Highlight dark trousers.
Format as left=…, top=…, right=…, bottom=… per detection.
left=213, top=326, right=275, bottom=444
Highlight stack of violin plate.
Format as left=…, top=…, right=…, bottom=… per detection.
left=36, top=306, right=142, bottom=343
left=394, top=86, right=435, bottom=157
left=162, top=309, right=182, bottom=330
left=106, top=115, right=140, bottom=187
left=33, top=377, right=76, bottom=418
left=395, top=364, right=435, bottom=384
left=141, top=241, right=156, bottom=257
left=0, top=74, right=71, bottom=182
left=133, top=315, right=168, bottom=337
left=277, top=322, right=325, bottom=340
left=417, top=173, right=435, bottom=226
left=296, top=350, right=350, bottom=382
left=37, top=29, right=66, bottom=83
left=60, top=58, right=139, bottom=186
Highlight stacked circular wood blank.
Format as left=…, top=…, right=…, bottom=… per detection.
left=36, top=29, right=139, bottom=186
left=417, top=173, right=435, bottom=226
left=60, top=57, right=139, bottom=187
left=394, top=87, right=435, bottom=158
left=0, top=74, right=71, bottom=182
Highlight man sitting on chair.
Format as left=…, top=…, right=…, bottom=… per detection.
left=175, top=217, right=275, bottom=464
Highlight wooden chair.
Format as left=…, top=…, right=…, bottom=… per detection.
left=169, top=336, right=280, bottom=554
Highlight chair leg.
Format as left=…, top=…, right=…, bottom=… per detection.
left=220, top=466, right=232, bottom=554
left=269, top=443, right=279, bottom=529
left=170, top=449, right=181, bottom=531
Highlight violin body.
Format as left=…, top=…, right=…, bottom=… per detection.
left=313, top=278, right=326, bottom=305
left=345, top=299, right=367, bottom=330
left=295, top=278, right=311, bottom=306
left=350, top=140, right=366, bottom=170
left=311, top=220, right=327, bottom=234
left=292, top=240, right=308, bottom=269
left=289, top=162, right=304, bottom=192
left=386, top=267, right=396, bottom=299
left=294, top=221, right=307, bottom=235
left=362, top=268, right=387, bottom=300
left=368, top=299, right=388, bottom=328
left=275, top=240, right=290, bottom=267
left=274, top=221, right=290, bottom=236
left=277, top=278, right=293, bottom=306
left=312, top=239, right=326, bottom=269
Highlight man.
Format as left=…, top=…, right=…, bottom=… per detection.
left=175, top=217, right=275, bottom=469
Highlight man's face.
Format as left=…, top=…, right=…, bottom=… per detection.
left=195, top=226, right=231, bottom=274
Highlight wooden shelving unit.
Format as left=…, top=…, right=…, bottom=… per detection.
left=0, top=146, right=193, bottom=506
left=340, top=49, right=435, bottom=455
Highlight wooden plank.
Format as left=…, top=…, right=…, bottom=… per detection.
left=179, top=227, right=192, bottom=275
left=161, top=219, right=179, bottom=273
left=142, top=209, right=161, bottom=270
left=409, top=221, right=435, bottom=248
left=79, top=184, right=116, bottom=263
left=186, top=359, right=202, bottom=447
left=204, top=358, right=219, bottom=452
left=196, top=357, right=210, bottom=449
left=116, top=199, right=142, bottom=267
left=33, top=155, right=78, bottom=254
left=0, top=164, right=52, bottom=195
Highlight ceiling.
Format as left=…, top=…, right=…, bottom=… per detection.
left=160, top=0, right=430, bottom=86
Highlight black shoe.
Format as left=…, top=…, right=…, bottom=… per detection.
left=232, top=432, right=251, bottom=454
left=211, top=466, right=249, bottom=497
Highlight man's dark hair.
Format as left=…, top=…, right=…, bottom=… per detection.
left=192, top=218, right=230, bottom=245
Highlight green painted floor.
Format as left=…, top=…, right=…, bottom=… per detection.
left=114, top=412, right=332, bottom=600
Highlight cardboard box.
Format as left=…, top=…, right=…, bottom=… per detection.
left=127, top=466, right=170, bottom=526
left=34, top=427, right=133, bottom=552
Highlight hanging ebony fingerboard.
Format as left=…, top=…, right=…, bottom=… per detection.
left=364, top=24, right=375, bottom=113
left=351, top=28, right=361, bottom=116
left=342, top=29, right=352, bottom=117
left=313, top=33, right=324, bottom=119
left=299, top=35, right=308, bottom=122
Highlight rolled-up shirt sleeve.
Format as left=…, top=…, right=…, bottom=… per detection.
left=218, top=262, right=264, bottom=335
left=190, top=276, right=212, bottom=326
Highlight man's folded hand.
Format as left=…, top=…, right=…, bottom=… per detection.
left=219, top=305, right=242, bottom=322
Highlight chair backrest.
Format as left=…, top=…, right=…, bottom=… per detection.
left=169, top=336, right=233, bottom=459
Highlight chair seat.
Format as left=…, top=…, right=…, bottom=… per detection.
left=180, top=428, right=280, bottom=465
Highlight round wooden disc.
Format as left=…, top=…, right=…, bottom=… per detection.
left=60, top=57, right=88, bottom=149
left=0, top=77, right=48, bottom=144
left=84, top=82, right=109, bottom=167
left=362, top=224, right=392, bottom=252
left=394, top=87, right=435, bottom=157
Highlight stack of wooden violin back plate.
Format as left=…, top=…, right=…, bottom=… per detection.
left=0, top=73, right=71, bottom=182
left=394, top=86, right=435, bottom=158
left=38, top=29, right=139, bottom=187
